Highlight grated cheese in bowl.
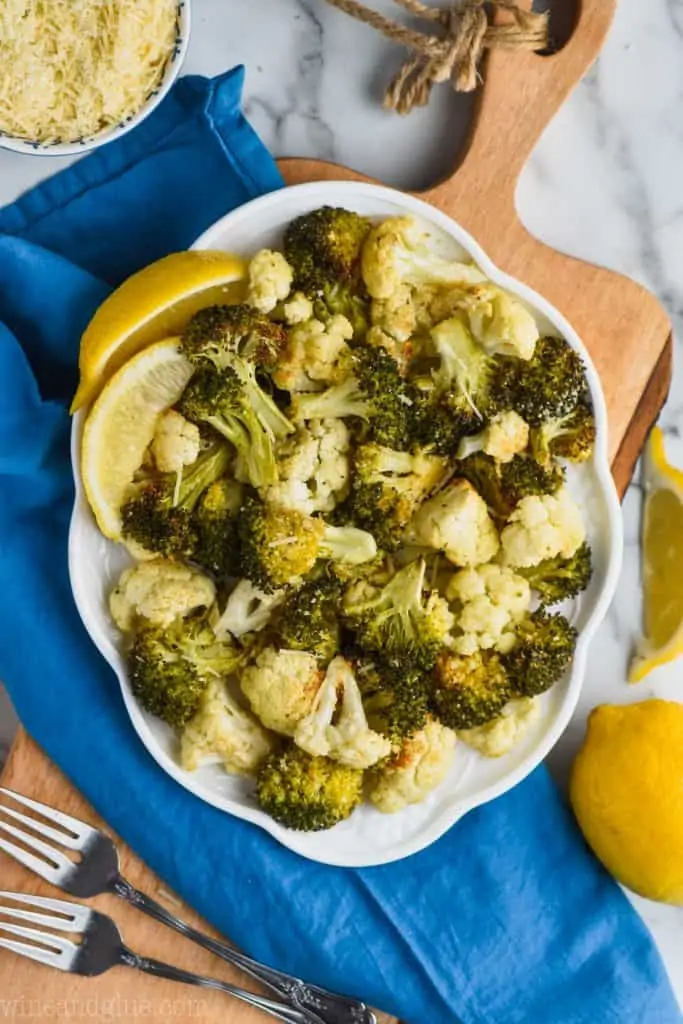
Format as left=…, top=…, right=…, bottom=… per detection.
left=0, top=0, right=179, bottom=146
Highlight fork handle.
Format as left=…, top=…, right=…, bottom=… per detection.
left=112, top=876, right=374, bottom=1024
left=120, top=946, right=311, bottom=1024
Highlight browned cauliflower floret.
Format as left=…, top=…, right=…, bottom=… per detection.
left=457, top=411, right=529, bottom=464
left=446, top=564, right=531, bottom=656
left=272, top=316, right=353, bottom=392
left=368, top=719, right=457, bottom=813
left=500, top=490, right=585, bottom=568
left=110, top=559, right=216, bottom=632
left=294, top=656, right=392, bottom=769
left=180, top=678, right=275, bottom=775
left=151, top=410, right=201, bottom=475
left=458, top=697, right=541, bottom=758
left=239, top=646, right=323, bottom=736
left=410, top=480, right=499, bottom=567
left=246, top=249, right=294, bottom=313
left=264, top=419, right=351, bottom=514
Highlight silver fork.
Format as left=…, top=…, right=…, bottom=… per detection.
left=0, top=788, right=375, bottom=1024
left=0, top=890, right=312, bottom=1022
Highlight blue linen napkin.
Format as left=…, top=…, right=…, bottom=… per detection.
left=0, top=66, right=678, bottom=1024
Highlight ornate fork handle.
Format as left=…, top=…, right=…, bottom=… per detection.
left=113, top=876, right=375, bottom=1024
left=120, top=947, right=311, bottom=1024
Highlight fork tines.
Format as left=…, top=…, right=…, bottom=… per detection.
left=0, top=787, right=96, bottom=888
left=0, top=891, right=87, bottom=971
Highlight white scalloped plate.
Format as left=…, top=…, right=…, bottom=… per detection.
left=69, top=182, right=623, bottom=867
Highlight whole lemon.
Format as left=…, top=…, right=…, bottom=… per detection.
left=570, top=700, right=683, bottom=904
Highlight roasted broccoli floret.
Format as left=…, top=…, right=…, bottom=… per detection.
left=345, top=442, right=448, bottom=551
left=284, top=207, right=371, bottom=337
left=129, top=616, right=244, bottom=728
left=237, top=494, right=377, bottom=592
left=256, top=744, right=363, bottom=831
left=452, top=452, right=564, bottom=523
left=411, top=389, right=481, bottom=456
left=430, top=649, right=511, bottom=729
left=121, top=443, right=231, bottom=558
left=429, top=317, right=502, bottom=423
left=178, top=363, right=292, bottom=489
left=504, top=336, right=589, bottom=426
left=276, top=577, right=342, bottom=660
left=516, top=542, right=592, bottom=605
left=192, top=478, right=243, bottom=577
left=353, top=654, right=431, bottom=744
left=502, top=608, right=578, bottom=695
left=529, top=400, right=596, bottom=464
left=290, top=343, right=416, bottom=450
left=410, top=318, right=519, bottom=455
left=181, top=303, right=287, bottom=371
left=361, top=216, right=485, bottom=300
left=343, top=558, right=453, bottom=670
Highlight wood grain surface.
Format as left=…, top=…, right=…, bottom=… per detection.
left=0, top=0, right=672, bottom=1018
left=0, top=734, right=396, bottom=1024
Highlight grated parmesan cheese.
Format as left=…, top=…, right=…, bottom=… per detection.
left=0, top=0, right=178, bottom=144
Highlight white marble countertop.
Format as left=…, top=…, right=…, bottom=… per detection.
left=1, top=0, right=683, bottom=1010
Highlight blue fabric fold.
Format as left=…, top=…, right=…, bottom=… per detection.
left=0, top=67, right=678, bottom=1024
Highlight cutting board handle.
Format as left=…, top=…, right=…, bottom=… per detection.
left=422, top=0, right=617, bottom=216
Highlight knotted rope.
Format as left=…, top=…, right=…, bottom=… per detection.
left=321, top=0, right=549, bottom=113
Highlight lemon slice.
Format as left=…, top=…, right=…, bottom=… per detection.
left=629, top=427, right=683, bottom=683
left=81, top=338, right=194, bottom=540
left=71, top=251, right=246, bottom=412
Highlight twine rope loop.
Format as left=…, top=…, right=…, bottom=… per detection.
left=322, top=0, right=549, bottom=113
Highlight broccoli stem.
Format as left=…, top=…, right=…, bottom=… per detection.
left=292, top=376, right=370, bottom=422
left=176, top=445, right=231, bottom=509
left=320, top=525, right=378, bottom=566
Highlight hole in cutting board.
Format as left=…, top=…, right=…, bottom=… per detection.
left=534, top=0, right=578, bottom=56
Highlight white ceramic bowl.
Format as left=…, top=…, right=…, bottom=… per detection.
left=69, top=181, right=623, bottom=867
left=0, top=1, right=190, bottom=157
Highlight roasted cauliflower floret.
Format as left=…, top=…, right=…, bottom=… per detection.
left=448, top=284, right=539, bottom=361
left=272, top=315, right=353, bottom=392
left=446, top=564, right=531, bottom=656
left=370, top=284, right=417, bottom=343
left=239, top=647, right=323, bottom=736
left=283, top=291, right=314, bottom=325
left=294, top=656, right=392, bottom=769
left=151, top=410, right=201, bottom=476
left=180, top=678, right=275, bottom=774
left=368, top=718, right=457, bottom=813
left=212, top=580, right=287, bottom=640
left=501, top=490, right=586, bottom=568
left=410, top=480, right=499, bottom=567
left=110, top=559, right=216, bottom=632
left=458, top=411, right=529, bottom=464
left=458, top=697, right=541, bottom=758
left=246, top=249, right=294, bottom=314
left=361, top=215, right=485, bottom=300
left=265, top=419, right=351, bottom=514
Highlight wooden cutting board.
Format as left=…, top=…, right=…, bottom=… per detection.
left=0, top=0, right=672, bottom=1018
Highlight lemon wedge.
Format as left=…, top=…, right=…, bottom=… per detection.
left=629, top=427, right=683, bottom=683
left=71, top=250, right=246, bottom=412
left=81, top=338, right=194, bottom=540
